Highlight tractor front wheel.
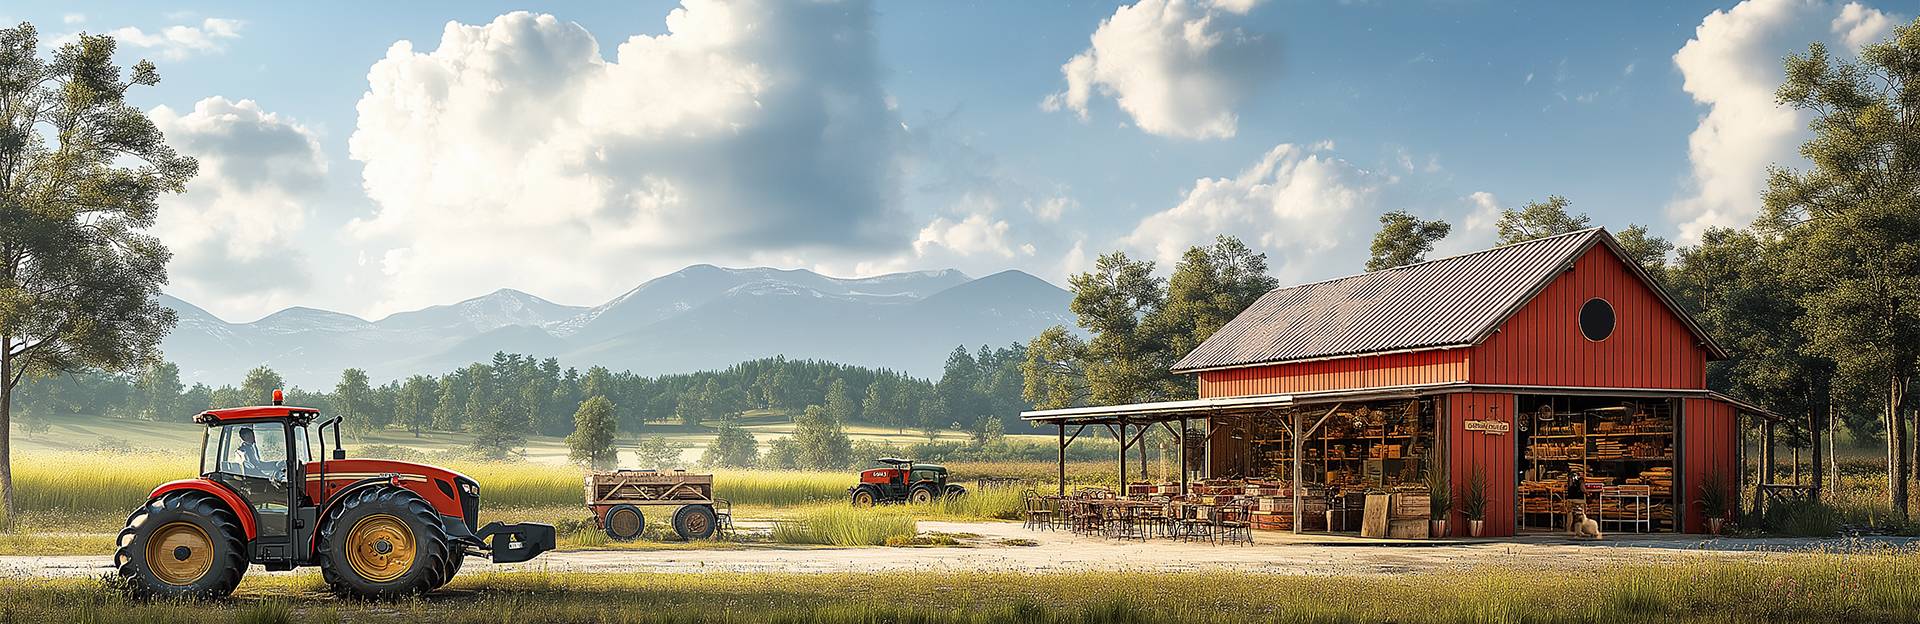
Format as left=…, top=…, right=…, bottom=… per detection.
left=673, top=505, right=718, bottom=540
left=908, top=484, right=937, bottom=505
left=850, top=486, right=879, bottom=507
left=317, top=486, right=451, bottom=599
left=115, top=492, right=248, bottom=599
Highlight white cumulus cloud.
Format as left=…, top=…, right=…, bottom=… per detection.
left=1122, top=141, right=1379, bottom=282
left=1668, top=0, right=1897, bottom=241
left=346, top=4, right=908, bottom=315
left=109, top=17, right=242, bottom=60
left=1043, top=0, right=1272, bottom=139
left=151, top=97, right=327, bottom=318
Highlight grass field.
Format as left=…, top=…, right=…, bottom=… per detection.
left=0, top=554, right=1916, bottom=623
left=9, top=410, right=1059, bottom=466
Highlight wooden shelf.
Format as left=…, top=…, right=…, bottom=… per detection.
left=1530, top=432, right=1673, bottom=439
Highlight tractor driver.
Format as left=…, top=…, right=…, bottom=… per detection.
left=234, top=427, right=283, bottom=480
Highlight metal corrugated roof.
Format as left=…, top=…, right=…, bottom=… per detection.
left=1172, top=228, right=1607, bottom=372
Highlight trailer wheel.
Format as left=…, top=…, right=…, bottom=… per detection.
left=317, top=485, right=451, bottom=599
left=115, top=491, right=248, bottom=599
left=944, top=484, right=967, bottom=498
left=673, top=505, right=718, bottom=540
left=604, top=504, right=646, bottom=541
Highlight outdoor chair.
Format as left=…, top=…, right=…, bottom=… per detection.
left=1179, top=503, right=1216, bottom=544
left=1216, top=499, right=1254, bottom=546
left=1022, top=490, right=1055, bottom=531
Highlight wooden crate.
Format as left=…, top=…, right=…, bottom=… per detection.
left=1387, top=518, right=1429, bottom=539
left=586, top=470, right=714, bottom=505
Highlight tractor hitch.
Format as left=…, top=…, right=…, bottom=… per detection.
left=475, top=521, right=556, bottom=564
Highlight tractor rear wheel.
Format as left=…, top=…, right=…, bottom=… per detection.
left=673, top=505, right=718, bottom=540
left=850, top=486, right=879, bottom=507
left=908, top=484, right=937, bottom=505
left=115, top=492, right=248, bottom=599
left=604, top=504, right=645, bottom=541
left=317, top=485, right=451, bottom=598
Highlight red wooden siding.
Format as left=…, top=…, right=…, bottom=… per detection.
left=1198, top=349, right=1470, bottom=398
left=1445, top=392, right=1515, bottom=537
left=1470, top=246, right=1708, bottom=389
left=1681, top=397, right=1740, bottom=533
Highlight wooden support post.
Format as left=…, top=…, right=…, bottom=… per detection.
left=1179, top=417, right=1190, bottom=496
left=1760, top=418, right=1777, bottom=515
left=1292, top=408, right=1304, bottom=535
left=1116, top=418, right=1128, bottom=490
left=1138, top=423, right=1149, bottom=484
left=1058, top=423, right=1067, bottom=497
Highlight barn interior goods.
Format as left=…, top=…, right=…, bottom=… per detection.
left=1024, top=228, right=1776, bottom=539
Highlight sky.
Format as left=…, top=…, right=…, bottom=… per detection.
left=5, top=0, right=1908, bottom=322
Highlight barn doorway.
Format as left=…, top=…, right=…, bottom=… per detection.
left=1514, top=395, right=1678, bottom=533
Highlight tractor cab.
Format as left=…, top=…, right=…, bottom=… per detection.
left=118, top=390, right=554, bottom=600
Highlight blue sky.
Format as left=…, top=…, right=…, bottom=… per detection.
left=5, top=1, right=1908, bottom=321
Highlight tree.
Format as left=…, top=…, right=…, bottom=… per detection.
left=1761, top=22, right=1920, bottom=517
left=972, top=415, right=1005, bottom=446
left=1023, top=326, right=1090, bottom=409
left=936, top=347, right=982, bottom=425
left=1150, top=236, right=1277, bottom=398
left=1672, top=227, right=1834, bottom=501
left=394, top=375, right=437, bottom=437
left=1614, top=224, right=1675, bottom=282
left=333, top=368, right=378, bottom=437
left=242, top=366, right=284, bottom=405
left=469, top=404, right=524, bottom=460
left=1496, top=195, right=1591, bottom=244
left=701, top=421, right=758, bottom=468
left=791, top=404, right=852, bottom=470
left=1367, top=210, right=1452, bottom=270
left=0, top=23, right=192, bottom=524
left=566, top=396, right=619, bottom=469
left=630, top=435, right=682, bottom=469
left=824, top=378, right=859, bottom=424
left=133, top=361, right=183, bottom=420
left=1070, top=252, right=1167, bottom=405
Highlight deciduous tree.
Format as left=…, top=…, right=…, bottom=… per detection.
left=1496, top=195, right=1591, bottom=244
left=1761, top=22, right=1920, bottom=517
left=1367, top=210, right=1452, bottom=271
left=566, top=396, right=618, bottom=469
left=0, top=24, right=194, bottom=522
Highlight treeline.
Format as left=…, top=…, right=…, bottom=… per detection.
left=13, top=347, right=1033, bottom=451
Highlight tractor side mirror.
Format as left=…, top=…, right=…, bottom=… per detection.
left=332, top=448, right=346, bottom=460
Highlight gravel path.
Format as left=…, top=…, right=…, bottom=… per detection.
left=5, top=522, right=1909, bottom=579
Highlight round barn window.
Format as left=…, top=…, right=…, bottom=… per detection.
left=1579, top=298, right=1615, bottom=342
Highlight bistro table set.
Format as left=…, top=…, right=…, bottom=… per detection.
left=1021, top=488, right=1254, bottom=545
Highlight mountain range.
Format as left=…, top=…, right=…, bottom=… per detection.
left=159, top=265, right=1074, bottom=388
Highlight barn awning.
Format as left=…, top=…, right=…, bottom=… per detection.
left=1020, top=382, right=1782, bottom=425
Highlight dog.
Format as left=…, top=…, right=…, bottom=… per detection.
left=1568, top=505, right=1603, bottom=540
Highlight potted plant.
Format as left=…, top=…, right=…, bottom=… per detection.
left=1426, top=460, right=1451, bottom=538
left=1696, top=472, right=1730, bottom=535
left=1459, top=468, right=1488, bottom=537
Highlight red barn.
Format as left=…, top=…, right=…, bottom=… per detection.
left=1024, top=228, right=1769, bottom=536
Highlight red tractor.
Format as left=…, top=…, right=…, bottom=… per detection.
left=115, top=391, right=554, bottom=599
left=848, top=457, right=966, bottom=506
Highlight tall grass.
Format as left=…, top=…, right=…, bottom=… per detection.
left=771, top=507, right=916, bottom=546
left=6, top=555, right=1920, bottom=622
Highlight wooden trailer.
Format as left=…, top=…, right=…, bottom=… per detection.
left=586, top=470, right=731, bottom=540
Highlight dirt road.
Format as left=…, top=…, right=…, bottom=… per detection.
left=4, top=522, right=1907, bottom=579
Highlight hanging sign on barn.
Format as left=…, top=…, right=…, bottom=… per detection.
left=1464, top=420, right=1509, bottom=434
